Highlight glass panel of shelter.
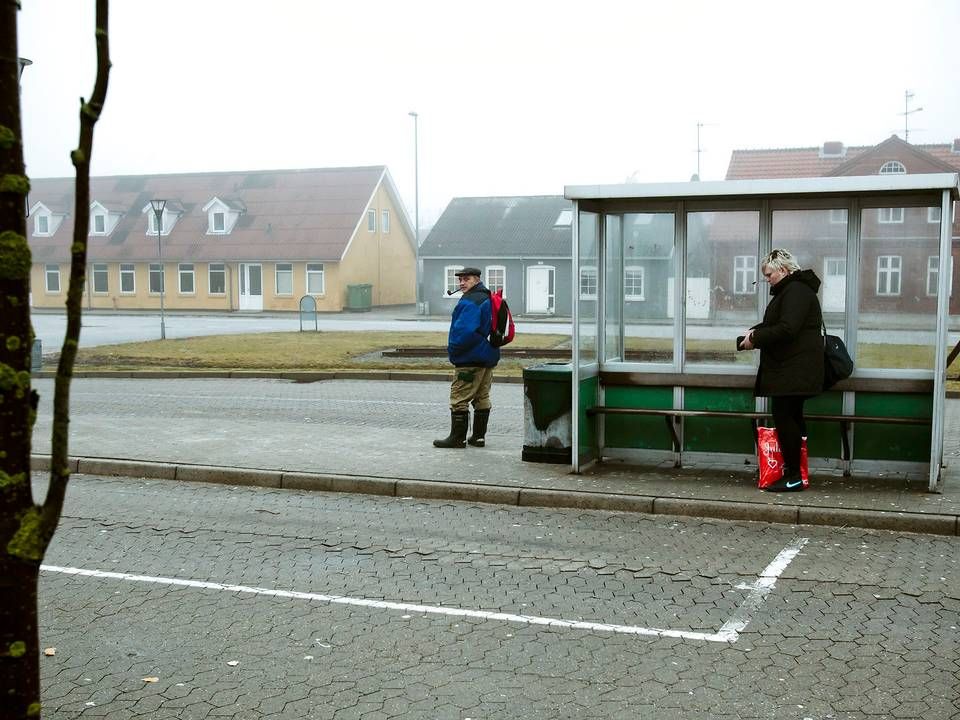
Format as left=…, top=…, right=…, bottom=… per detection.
left=619, top=212, right=676, bottom=366
left=684, top=210, right=759, bottom=368
left=857, top=203, right=940, bottom=371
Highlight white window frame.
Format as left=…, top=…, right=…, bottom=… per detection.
left=306, top=263, right=325, bottom=295
left=624, top=265, right=645, bottom=302
left=381, top=210, right=390, bottom=234
left=35, top=214, right=51, bottom=236
left=91, top=263, right=108, bottom=294
left=212, top=211, right=225, bottom=233
left=579, top=266, right=598, bottom=300
left=486, top=265, right=506, bottom=295
left=275, top=263, right=293, bottom=296
left=150, top=211, right=165, bottom=235
left=367, top=210, right=376, bottom=232
left=444, top=266, right=463, bottom=296
left=879, top=160, right=906, bottom=175
left=149, top=263, right=164, bottom=294
left=926, top=256, right=954, bottom=297
left=208, top=263, right=226, bottom=295
left=45, top=264, right=61, bottom=293
left=876, top=255, right=902, bottom=296
left=878, top=207, right=904, bottom=224
left=178, top=263, right=195, bottom=295
left=733, top=255, right=757, bottom=295
left=928, top=207, right=941, bottom=224
left=91, top=213, right=107, bottom=235
left=120, top=264, right=136, bottom=294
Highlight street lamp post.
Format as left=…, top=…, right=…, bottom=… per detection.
left=150, top=199, right=167, bottom=339
left=408, top=111, right=421, bottom=314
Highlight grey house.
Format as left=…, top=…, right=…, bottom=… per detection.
left=420, top=196, right=573, bottom=316
left=420, top=194, right=688, bottom=321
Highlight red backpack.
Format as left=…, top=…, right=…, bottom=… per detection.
left=489, top=290, right=515, bottom=347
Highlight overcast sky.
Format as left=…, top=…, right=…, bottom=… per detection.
left=17, top=0, right=960, bottom=228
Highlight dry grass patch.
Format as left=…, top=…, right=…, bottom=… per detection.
left=73, top=331, right=571, bottom=376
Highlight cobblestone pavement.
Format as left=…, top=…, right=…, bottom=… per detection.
left=31, top=377, right=527, bottom=483
left=37, top=474, right=960, bottom=719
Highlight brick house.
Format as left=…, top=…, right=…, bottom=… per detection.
left=722, top=135, right=960, bottom=317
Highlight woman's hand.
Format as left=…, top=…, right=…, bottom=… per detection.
left=739, top=331, right=754, bottom=350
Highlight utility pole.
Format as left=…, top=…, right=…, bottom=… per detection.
left=900, top=90, right=923, bottom=143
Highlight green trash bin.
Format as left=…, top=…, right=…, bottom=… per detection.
left=345, top=283, right=373, bottom=312
left=522, top=362, right=572, bottom=463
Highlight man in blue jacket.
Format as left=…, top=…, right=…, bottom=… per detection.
left=434, top=267, right=500, bottom=448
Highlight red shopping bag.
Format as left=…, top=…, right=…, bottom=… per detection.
left=756, top=427, right=809, bottom=489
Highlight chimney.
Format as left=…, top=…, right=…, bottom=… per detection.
left=819, top=141, right=846, bottom=159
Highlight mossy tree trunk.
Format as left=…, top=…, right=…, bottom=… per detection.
left=0, top=3, right=110, bottom=718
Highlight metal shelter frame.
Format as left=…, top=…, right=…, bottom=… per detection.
left=566, top=174, right=960, bottom=492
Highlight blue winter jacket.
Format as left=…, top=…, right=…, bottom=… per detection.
left=447, top=283, right=501, bottom=368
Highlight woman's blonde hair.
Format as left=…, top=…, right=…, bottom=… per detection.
left=761, top=248, right=801, bottom=275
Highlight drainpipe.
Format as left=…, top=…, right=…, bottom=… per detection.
left=227, top=263, right=234, bottom=311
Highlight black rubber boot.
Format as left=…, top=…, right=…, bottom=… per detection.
left=433, top=410, right=469, bottom=448
left=467, top=408, right=490, bottom=447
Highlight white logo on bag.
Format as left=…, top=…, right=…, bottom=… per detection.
left=761, top=440, right=780, bottom=469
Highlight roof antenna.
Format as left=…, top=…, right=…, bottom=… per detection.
left=900, top=90, right=923, bottom=143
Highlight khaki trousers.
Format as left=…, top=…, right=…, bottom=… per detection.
left=449, top=366, right=494, bottom=412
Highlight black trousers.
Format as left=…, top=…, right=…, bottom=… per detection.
left=771, top=396, right=808, bottom=472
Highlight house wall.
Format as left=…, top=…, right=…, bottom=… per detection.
left=338, top=184, right=415, bottom=308
left=30, top=260, right=352, bottom=312
left=422, top=258, right=574, bottom=316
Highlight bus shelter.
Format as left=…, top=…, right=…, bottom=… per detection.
left=566, top=174, right=960, bottom=491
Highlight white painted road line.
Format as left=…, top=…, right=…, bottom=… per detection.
left=40, top=538, right=807, bottom=644
left=715, top=536, right=809, bottom=642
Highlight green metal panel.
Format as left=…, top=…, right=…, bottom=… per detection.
left=683, top=388, right=755, bottom=453
left=578, top=375, right=599, bottom=459
left=602, top=386, right=673, bottom=450
left=804, top=391, right=845, bottom=458
left=853, top=393, right=932, bottom=462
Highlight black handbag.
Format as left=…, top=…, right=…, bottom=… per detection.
left=822, top=323, right=854, bottom=390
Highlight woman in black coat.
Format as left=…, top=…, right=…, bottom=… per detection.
left=739, top=249, right=824, bottom=492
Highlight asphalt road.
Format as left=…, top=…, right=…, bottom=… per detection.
left=37, top=473, right=960, bottom=719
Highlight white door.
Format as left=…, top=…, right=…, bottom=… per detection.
left=239, top=263, right=263, bottom=311
left=526, top=265, right=554, bottom=314
left=823, top=257, right=846, bottom=313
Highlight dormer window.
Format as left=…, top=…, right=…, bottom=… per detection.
left=142, top=201, right=181, bottom=236
left=879, top=160, right=906, bottom=175
left=29, top=202, right=65, bottom=237
left=202, top=197, right=242, bottom=235
left=554, top=209, right=573, bottom=227
left=89, top=201, right=121, bottom=236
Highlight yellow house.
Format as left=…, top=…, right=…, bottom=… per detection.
left=27, top=166, right=416, bottom=312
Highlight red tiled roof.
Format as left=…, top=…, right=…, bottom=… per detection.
left=27, top=166, right=391, bottom=264
left=726, top=135, right=960, bottom=180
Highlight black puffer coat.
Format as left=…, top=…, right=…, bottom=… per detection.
left=751, top=269, right=824, bottom=397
